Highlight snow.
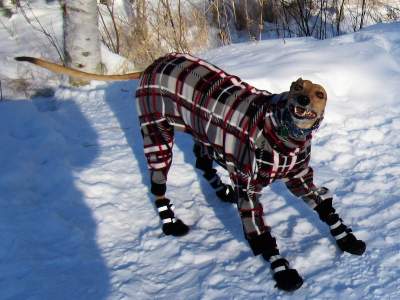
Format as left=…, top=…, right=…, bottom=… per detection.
left=2, top=2, right=400, bottom=299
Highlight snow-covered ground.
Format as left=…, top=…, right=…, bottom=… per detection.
left=2, top=2, right=400, bottom=299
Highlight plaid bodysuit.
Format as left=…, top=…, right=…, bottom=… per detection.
left=135, top=53, right=331, bottom=241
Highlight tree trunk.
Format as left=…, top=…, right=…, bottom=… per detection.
left=63, top=0, right=101, bottom=86
left=360, top=0, right=367, bottom=30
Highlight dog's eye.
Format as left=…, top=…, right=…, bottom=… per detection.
left=316, top=91, right=324, bottom=99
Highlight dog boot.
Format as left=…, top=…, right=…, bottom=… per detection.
left=194, top=144, right=237, bottom=203
left=249, top=232, right=303, bottom=292
left=269, top=256, right=303, bottom=292
left=262, top=244, right=303, bottom=291
left=155, top=198, right=189, bottom=236
left=315, top=199, right=366, bottom=255
left=203, top=169, right=237, bottom=203
left=262, top=248, right=303, bottom=291
left=215, top=184, right=236, bottom=203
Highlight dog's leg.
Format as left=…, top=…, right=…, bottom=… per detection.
left=235, top=187, right=303, bottom=291
left=285, top=167, right=366, bottom=255
left=193, top=142, right=236, bottom=203
left=139, top=117, right=189, bottom=237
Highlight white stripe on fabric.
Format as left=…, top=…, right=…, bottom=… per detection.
left=320, top=189, right=333, bottom=201
left=256, top=155, right=307, bottom=167
left=251, top=211, right=261, bottom=235
left=181, top=81, right=195, bottom=101
left=273, top=266, right=287, bottom=273
left=300, top=177, right=311, bottom=197
left=140, top=117, right=166, bottom=127
left=205, top=85, right=235, bottom=133
left=247, top=189, right=261, bottom=235
left=270, top=114, right=278, bottom=128
left=288, top=154, right=297, bottom=172
left=282, top=156, right=287, bottom=171
left=162, top=218, right=175, bottom=224
left=144, top=142, right=173, bottom=154
left=330, top=220, right=342, bottom=230
left=181, top=107, right=193, bottom=128
left=157, top=206, right=168, bottom=212
left=269, top=255, right=282, bottom=263
left=159, top=57, right=180, bottom=116
left=294, top=168, right=309, bottom=179
left=269, top=150, right=279, bottom=184
left=149, top=158, right=172, bottom=169
left=169, top=122, right=186, bottom=129
left=334, top=231, right=348, bottom=240
left=289, top=147, right=300, bottom=157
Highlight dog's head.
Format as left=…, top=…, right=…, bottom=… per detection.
left=287, top=78, right=327, bottom=131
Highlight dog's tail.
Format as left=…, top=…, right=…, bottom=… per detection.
left=15, top=56, right=143, bottom=81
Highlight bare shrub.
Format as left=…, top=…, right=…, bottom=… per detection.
left=208, top=0, right=273, bottom=41
left=100, top=0, right=210, bottom=69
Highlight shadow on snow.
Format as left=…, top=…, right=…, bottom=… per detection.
left=0, top=95, right=110, bottom=299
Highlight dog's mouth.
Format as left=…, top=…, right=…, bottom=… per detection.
left=290, top=105, right=317, bottom=120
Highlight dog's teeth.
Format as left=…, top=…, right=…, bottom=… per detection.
left=295, top=107, right=306, bottom=116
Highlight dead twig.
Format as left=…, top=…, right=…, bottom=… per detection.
left=18, top=2, right=64, bottom=63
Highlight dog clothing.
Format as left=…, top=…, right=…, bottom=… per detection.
left=136, top=53, right=337, bottom=250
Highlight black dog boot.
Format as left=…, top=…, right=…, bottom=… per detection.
left=335, top=230, right=366, bottom=255
left=203, top=169, right=236, bottom=203
left=155, top=198, right=189, bottom=236
left=269, top=255, right=303, bottom=292
left=215, top=184, right=236, bottom=203
left=196, top=164, right=237, bottom=203
left=327, top=214, right=366, bottom=255
left=248, top=232, right=303, bottom=292
left=315, top=198, right=366, bottom=255
left=194, top=144, right=237, bottom=203
left=262, top=249, right=303, bottom=291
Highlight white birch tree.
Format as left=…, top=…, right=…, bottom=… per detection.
left=63, top=0, right=101, bottom=85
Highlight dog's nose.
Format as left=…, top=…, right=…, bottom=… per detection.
left=297, top=95, right=310, bottom=106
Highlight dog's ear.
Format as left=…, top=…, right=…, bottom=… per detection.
left=290, top=78, right=304, bottom=92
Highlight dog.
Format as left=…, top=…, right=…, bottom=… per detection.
left=16, top=53, right=366, bottom=291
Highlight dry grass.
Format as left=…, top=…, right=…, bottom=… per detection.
left=100, top=0, right=210, bottom=69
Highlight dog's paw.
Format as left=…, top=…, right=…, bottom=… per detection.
left=337, top=233, right=366, bottom=255
left=269, top=257, right=303, bottom=291
left=216, top=184, right=237, bottom=203
left=162, top=219, right=189, bottom=237
left=273, top=269, right=304, bottom=292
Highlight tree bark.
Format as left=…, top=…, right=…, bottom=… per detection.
left=63, top=0, right=101, bottom=86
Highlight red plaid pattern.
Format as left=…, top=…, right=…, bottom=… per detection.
left=135, top=53, right=329, bottom=238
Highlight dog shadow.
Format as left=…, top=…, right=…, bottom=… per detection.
left=0, top=96, right=110, bottom=299
left=102, top=81, right=156, bottom=217
left=269, top=182, right=331, bottom=244
left=173, top=133, right=245, bottom=244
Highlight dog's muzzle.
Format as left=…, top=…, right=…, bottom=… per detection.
left=283, top=108, right=323, bottom=139
left=290, top=104, right=317, bottom=120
